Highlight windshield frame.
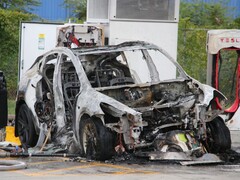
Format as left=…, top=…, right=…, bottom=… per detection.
left=74, top=42, right=188, bottom=86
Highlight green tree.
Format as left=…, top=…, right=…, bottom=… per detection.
left=0, top=10, right=34, bottom=98
left=0, top=0, right=40, bottom=11
left=178, top=0, right=238, bottom=83
left=180, top=0, right=232, bottom=26
left=64, top=0, right=87, bottom=22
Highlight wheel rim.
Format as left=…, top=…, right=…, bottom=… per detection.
left=82, top=123, right=97, bottom=158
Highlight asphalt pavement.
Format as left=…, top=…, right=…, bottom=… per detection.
left=0, top=131, right=240, bottom=180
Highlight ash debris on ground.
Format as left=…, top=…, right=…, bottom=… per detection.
left=1, top=141, right=240, bottom=166
left=218, top=149, right=240, bottom=165
left=67, top=149, right=240, bottom=166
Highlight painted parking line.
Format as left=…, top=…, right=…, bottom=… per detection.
left=17, top=164, right=99, bottom=176
left=15, top=161, right=158, bottom=176
left=27, top=160, right=63, bottom=165
left=92, top=162, right=158, bottom=175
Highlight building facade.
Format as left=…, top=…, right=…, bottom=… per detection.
left=29, top=0, right=73, bottom=22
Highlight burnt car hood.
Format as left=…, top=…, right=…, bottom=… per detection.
left=76, top=85, right=142, bottom=119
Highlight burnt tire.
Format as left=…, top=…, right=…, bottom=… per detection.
left=17, top=104, right=38, bottom=148
left=206, top=117, right=231, bottom=153
left=80, top=117, right=114, bottom=161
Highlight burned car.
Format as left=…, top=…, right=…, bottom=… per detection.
left=15, top=41, right=231, bottom=161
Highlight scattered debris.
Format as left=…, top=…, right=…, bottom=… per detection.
left=179, top=153, right=223, bottom=166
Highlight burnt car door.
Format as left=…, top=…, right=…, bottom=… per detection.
left=39, top=50, right=82, bottom=145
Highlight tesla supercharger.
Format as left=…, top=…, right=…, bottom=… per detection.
left=206, top=29, right=240, bottom=132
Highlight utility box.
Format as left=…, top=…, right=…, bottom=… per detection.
left=86, top=0, right=179, bottom=79
left=19, top=22, right=105, bottom=80
left=87, top=0, right=179, bottom=61
left=19, top=22, right=63, bottom=80
left=56, top=24, right=104, bottom=48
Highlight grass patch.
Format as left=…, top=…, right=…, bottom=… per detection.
left=8, top=99, right=16, bottom=115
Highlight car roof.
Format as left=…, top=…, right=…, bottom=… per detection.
left=71, top=41, right=159, bottom=55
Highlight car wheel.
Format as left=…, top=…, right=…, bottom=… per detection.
left=80, top=117, right=114, bottom=160
left=17, top=104, right=38, bottom=148
left=205, top=117, right=231, bottom=153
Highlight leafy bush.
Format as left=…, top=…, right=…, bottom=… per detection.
left=0, top=9, right=34, bottom=98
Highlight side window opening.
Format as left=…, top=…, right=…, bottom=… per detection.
left=34, top=54, right=57, bottom=124
left=42, top=53, right=58, bottom=88
left=124, top=50, right=151, bottom=84
left=148, top=49, right=177, bottom=81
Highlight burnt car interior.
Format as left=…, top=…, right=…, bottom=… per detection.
left=82, top=53, right=135, bottom=87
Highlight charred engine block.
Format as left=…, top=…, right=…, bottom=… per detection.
left=100, top=81, right=199, bottom=141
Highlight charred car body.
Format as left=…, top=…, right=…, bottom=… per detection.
left=15, top=41, right=231, bottom=160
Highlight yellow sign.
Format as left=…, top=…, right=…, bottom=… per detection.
left=5, top=126, right=21, bottom=145
left=38, top=34, right=45, bottom=50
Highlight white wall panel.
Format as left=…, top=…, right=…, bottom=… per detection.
left=19, top=22, right=62, bottom=80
